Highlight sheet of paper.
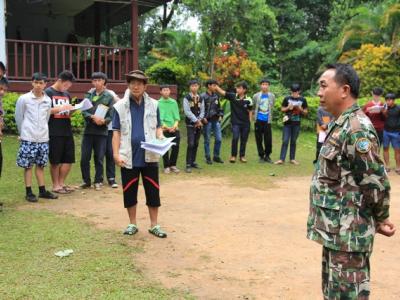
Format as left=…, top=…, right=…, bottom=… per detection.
left=74, top=98, right=93, bottom=111
left=318, top=131, right=327, bottom=143
left=94, top=104, right=109, bottom=119
left=141, top=137, right=176, bottom=156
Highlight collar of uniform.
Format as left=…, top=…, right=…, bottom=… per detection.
left=334, top=103, right=359, bottom=126
left=29, top=90, right=45, bottom=99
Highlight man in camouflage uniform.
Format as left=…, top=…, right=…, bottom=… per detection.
left=307, top=63, right=396, bottom=299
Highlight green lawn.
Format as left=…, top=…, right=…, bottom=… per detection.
left=0, top=127, right=316, bottom=299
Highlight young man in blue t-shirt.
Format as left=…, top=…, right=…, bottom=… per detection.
left=253, top=78, right=276, bottom=163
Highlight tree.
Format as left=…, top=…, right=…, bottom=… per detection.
left=183, top=0, right=276, bottom=75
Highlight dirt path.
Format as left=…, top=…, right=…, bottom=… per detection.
left=28, top=175, right=400, bottom=299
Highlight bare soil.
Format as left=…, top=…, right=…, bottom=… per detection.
left=28, top=175, right=400, bottom=299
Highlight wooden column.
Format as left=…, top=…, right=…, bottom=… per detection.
left=0, top=0, right=6, bottom=65
left=131, top=0, right=139, bottom=70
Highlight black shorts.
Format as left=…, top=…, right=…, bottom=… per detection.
left=49, top=136, right=75, bottom=164
left=121, top=166, right=160, bottom=208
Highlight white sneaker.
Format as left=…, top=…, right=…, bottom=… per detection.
left=94, top=183, right=102, bottom=191
left=164, top=167, right=171, bottom=174
left=170, top=166, right=180, bottom=173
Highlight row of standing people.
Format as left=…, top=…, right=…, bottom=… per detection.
left=164, top=79, right=310, bottom=174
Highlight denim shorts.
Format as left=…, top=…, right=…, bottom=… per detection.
left=16, top=140, right=49, bottom=168
left=383, top=130, right=400, bottom=149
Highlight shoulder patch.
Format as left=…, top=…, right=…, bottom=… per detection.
left=355, top=137, right=372, bottom=153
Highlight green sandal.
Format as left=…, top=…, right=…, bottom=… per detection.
left=123, top=224, right=138, bottom=235
left=148, top=225, right=167, bottom=238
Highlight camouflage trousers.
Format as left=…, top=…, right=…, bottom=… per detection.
left=322, top=247, right=370, bottom=300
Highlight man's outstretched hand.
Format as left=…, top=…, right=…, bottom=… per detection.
left=377, top=219, right=396, bottom=237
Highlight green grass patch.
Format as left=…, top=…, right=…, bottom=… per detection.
left=0, top=209, right=191, bottom=299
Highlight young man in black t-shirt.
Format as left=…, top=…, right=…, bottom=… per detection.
left=45, top=70, right=76, bottom=194
left=215, top=81, right=253, bottom=163
left=275, top=83, right=308, bottom=165
left=382, top=93, right=400, bottom=173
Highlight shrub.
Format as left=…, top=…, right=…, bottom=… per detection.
left=340, top=44, right=400, bottom=97
left=146, top=58, right=193, bottom=99
left=2, top=92, right=19, bottom=133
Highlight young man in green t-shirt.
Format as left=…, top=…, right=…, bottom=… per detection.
left=158, top=85, right=181, bottom=174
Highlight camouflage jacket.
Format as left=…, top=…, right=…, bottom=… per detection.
left=307, top=104, right=390, bottom=252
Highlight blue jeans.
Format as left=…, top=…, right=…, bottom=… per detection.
left=231, top=124, right=250, bottom=157
left=203, top=120, right=222, bottom=159
left=279, top=124, right=301, bottom=161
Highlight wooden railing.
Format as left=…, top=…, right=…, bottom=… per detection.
left=6, top=39, right=135, bottom=82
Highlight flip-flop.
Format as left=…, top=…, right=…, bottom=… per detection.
left=62, top=186, right=75, bottom=193
left=52, top=188, right=70, bottom=194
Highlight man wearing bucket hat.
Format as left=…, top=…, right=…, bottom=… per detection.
left=112, top=70, right=167, bottom=238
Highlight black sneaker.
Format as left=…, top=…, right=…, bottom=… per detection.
left=79, top=182, right=91, bottom=189
left=213, top=157, right=224, bottom=163
left=39, top=191, right=58, bottom=200
left=205, top=157, right=212, bottom=164
left=259, top=157, right=266, bottom=163
left=264, top=156, right=273, bottom=163
left=26, top=193, right=38, bottom=202
left=191, top=163, right=202, bottom=169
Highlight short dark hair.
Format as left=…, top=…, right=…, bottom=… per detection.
left=32, top=72, right=48, bottom=82
left=160, top=84, right=170, bottom=91
left=188, top=79, right=200, bottom=86
left=58, top=70, right=75, bottom=82
left=325, top=63, right=360, bottom=98
left=91, top=72, right=107, bottom=83
left=385, top=93, right=396, bottom=100
left=0, top=77, right=8, bottom=87
left=290, top=83, right=301, bottom=92
left=372, top=87, right=384, bottom=96
left=236, top=81, right=248, bottom=90
left=0, top=61, right=6, bottom=72
left=205, top=79, right=218, bottom=87
left=259, top=78, right=270, bottom=84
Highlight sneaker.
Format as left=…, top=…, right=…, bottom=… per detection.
left=206, top=158, right=213, bottom=165
left=108, top=180, right=119, bottom=188
left=259, top=157, right=266, bottom=163
left=79, top=182, right=91, bottom=189
left=290, top=160, right=300, bottom=165
left=26, top=193, right=38, bottom=203
left=213, top=157, right=224, bottom=163
left=164, top=167, right=171, bottom=174
left=229, top=156, right=236, bottom=163
left=39, top=191, right=58, bottom=200
left=185, top=166, right=192, bottom=173
left=123, top=224, right=138, bottom=235
left=274, top=160, right=284, bottom=165
left=264, top=156, right=273, bottom=163
left=191, top=163, right=201, bottom=169
left=94, top=183, right=102, bottom=191
left=170, top=166, right=180, bottom=174
left=240, top=157, right=247, bottom=163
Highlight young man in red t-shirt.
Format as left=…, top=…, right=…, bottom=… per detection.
left=363, top=87, right=385, bottom=148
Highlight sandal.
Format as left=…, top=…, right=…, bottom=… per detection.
left=123, top=224, right=138, bottom=235
left=62, top=186, right=75, bottom=193
left=148, top=225, right=167, bottom=238
left=52, top=188, right=70, bottom=194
